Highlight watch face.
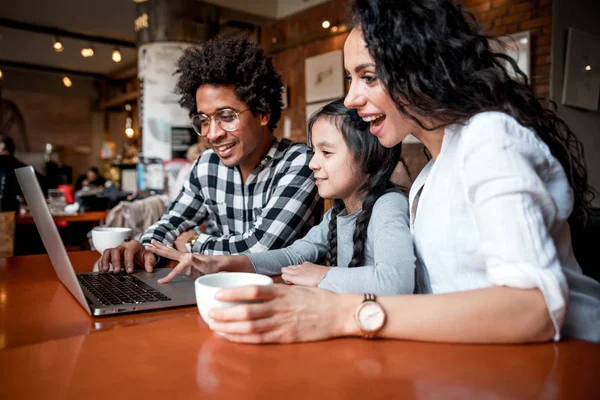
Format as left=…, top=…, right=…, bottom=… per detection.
left=357, top=301, right=385, bottom=332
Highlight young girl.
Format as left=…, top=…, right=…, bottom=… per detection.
left=146, top=99, right=416, bottom=295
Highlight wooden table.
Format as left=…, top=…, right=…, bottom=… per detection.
left=0, top=252, right=599, bottom=399
left=15, top=210, right=110, bottom=225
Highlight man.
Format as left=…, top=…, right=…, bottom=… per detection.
left=0, top=135, right=26, bottom=212
left=101, top=35, right=322, bottom=274
left=75, top=167, right=106, bottom=191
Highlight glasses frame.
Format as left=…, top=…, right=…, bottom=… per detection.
left=190, top=108, right=250, bottom=136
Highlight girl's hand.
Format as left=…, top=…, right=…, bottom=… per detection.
left=281, top=262, right=331, bottom=287
left=145, top=239, right=220, bottom=283
left=208, top=284, right=358, bottom=343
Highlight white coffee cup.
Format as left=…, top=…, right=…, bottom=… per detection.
left=195, top=272, right=273, bottom=325
left=91, top=227, right=133, bottom=254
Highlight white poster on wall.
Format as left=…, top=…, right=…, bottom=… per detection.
left=138, top=42, right=196, bottom=161
left=305, top=50, right=344, bottom=104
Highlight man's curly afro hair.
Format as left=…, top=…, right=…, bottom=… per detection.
left=175, top=34, right=283, bottom=132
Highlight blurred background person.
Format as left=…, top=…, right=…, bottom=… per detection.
left=75, top=167, right=106, bottom=191
left=0, top=134, right=26, bottom=212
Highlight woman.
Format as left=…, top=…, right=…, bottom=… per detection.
left=206, top=0, right=600, bottom=344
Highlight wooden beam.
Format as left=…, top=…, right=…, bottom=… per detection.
left=0, top=59, right=104, bottom=79
left=0, top=18, right=136, bottom=48
left=98, top=91, right=139, bottom=110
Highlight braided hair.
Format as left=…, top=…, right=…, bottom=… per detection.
left=308, top=99, right=403, bottom=267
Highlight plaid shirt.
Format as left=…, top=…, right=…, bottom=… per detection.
left=140, top=139, right=322, bottom=255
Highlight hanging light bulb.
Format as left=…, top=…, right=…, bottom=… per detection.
left=81, top=45, right=94, bottom=58
left=125, top=104, right=134, bottom=137
left=125, top=117, right=134, bottom=138
left=322, top=20, right=331, bottom=29
left=112, top=48, right=122, bottom=63
left=62, top=76, right=72, bottom=87
left=0, top=68, right=3, bottom=80
left=53, top=37, right=64, bottom=52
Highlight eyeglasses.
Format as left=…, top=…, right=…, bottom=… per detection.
left=190, top=108, right=249, bottom=136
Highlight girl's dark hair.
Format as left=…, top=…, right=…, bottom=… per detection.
left=349, top=0, right=594, bottom=229
left=308, top=99, right=403, bottom=267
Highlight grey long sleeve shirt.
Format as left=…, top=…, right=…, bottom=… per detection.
left=247, top=191, right=416, bottom=295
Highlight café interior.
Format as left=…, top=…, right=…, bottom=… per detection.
left=0, top=0, right=599, bottom=398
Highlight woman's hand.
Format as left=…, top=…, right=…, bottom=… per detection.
left=281, top=262, right=331, bottom=287
left=208, top=284, right=359, bottom=343
left=145, top=239, right=220, bottom=283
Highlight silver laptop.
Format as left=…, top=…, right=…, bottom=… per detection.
left=16, top=166, right=196, bottom=316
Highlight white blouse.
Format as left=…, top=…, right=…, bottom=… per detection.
left=410, top=111, right=600, bottom=341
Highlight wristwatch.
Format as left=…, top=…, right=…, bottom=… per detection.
left=354, top=293, right=386, bottom=339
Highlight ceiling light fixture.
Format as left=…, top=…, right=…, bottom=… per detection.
left=331, top=26, right=339, bottom=33
left=322, top=20, right=330, bottom=29
left=62, top=76, right=72, bottom=87
left=112, top=48, right=122, bottom=63
left=81, top=46, right=94, bottom=58
left=53, top=37, right=64, bottom=52
left=585, top=65, right=592, bottom=71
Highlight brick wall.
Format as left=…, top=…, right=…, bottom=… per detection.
left=3, top=88, right=131, bottom=182
left=261, top=0, right=348, bottom=144
left=457, top=0, right=553, bottom=99
left=263, top=0, right=553, bottom=179
left=3, top=88, right=96, bottom=180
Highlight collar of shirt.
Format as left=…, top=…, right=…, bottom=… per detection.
left=254, top=138, right=294, bottom=173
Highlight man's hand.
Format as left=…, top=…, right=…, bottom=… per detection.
left=99, top=240, right=157, bottom=274
left=173, top=230, right=198, bottom=253
left=281, top=262, right=331, bottom=287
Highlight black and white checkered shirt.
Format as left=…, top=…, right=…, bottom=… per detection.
left=140, top=139, right=322, bottom=255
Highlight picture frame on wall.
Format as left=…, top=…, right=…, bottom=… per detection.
left=561, top=28, right=600, bottom=111
left=489, top=30, right=531, bottom=81
left=305, top=50, right=344, bottom=104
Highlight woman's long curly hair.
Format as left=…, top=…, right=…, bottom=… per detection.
left=349, top=0, right=594, bottom=229
left=308, top=99, right=403, bottom=267
left=174, top=34, right=283, bottom=131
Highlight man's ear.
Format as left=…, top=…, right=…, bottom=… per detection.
left=260, top=112, right=271, bottom=127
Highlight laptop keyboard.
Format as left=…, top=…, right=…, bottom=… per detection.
left=77, top=273, right=172, bottom=306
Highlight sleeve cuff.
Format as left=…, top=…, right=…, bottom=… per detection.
left=486, top=260, right=567, bottom=341
left=191, top=233, right=213, bottom=253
